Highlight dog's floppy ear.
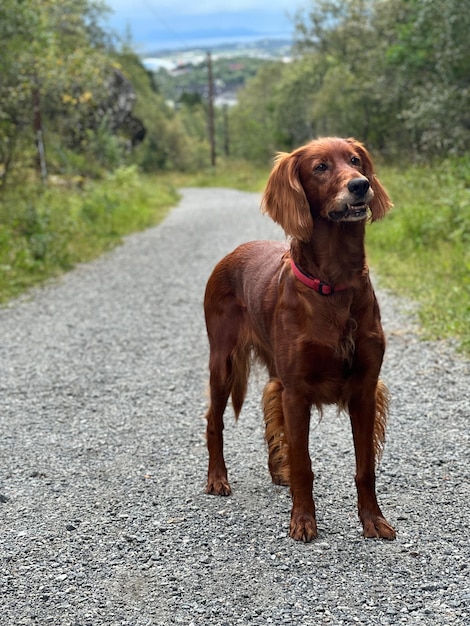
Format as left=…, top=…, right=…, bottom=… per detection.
left=347, top=138, right=393, bottom=221
left=261, top=150, right=313, bottom=242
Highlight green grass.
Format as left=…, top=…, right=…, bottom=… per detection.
left=368, top=159, right=470, bottom=353
left=1, top=158, right=468, bottom=355
left=165, top=157, right=269, bottom=192
left=172, top=157, right=470, bottom=354
left=0, top=158, right=267, bottom=306
left=0, top=165, right=178, bottom=302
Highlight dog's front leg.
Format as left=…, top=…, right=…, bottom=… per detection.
left=349, top=389, right=396, bottom=540
left=282, top=389, right=317, bottom=542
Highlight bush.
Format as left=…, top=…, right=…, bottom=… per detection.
left=0, top=167, right=178, bottom=301
left=367, top=158, right=470, bottom=352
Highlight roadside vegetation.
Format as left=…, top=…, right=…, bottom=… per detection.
left=0, top=0, right=468, bottom=352
left=168, top=159, right=470, bottom=354
left=368, top=159, right=470, bottom=353
left=0, top=167, right=178, bottom=301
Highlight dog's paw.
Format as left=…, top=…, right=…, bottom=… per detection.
left=362, top=516, right=396, bottom=540
left=289, top=513, right=318, bottom=542
left=205, top=477, right=232, bottom=496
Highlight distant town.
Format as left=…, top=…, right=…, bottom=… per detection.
left=143, top=38, right=293, bottom=107
left=143, top=37, right=292, bottom=71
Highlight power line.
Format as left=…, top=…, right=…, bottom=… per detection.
left=207, top=52, right=216, bottom=167
left=140, top=0, right=194, bottom=50
left=138, top=2, right=218, bottom=165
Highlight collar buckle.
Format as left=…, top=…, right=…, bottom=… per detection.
left=316, top=280, right=334, bottom=296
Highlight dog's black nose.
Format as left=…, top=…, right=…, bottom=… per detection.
left=348, top=177, right=370, bottom=197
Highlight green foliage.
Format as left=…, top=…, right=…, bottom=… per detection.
left=0, top=167, right=178, bottom=300
left=230, top=0, right=470, bottom=160
left=1, top=0, right=468, bottom=355
left=117, top=51, right=211, bottom=172
left=0, top=0, right=123, bottom=187
left=165, top=157, right=269, bottom=192
left=0, top=0, right=216, bottom=186
left=164, top=156, right=470, bottom=354
left=228, top=63, right=284, bottom=163
left=367, top=158, right=470, bottom=352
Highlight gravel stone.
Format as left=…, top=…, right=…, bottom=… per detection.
left=1, top=187, right=469, bottom=625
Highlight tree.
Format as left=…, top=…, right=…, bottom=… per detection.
left=294, top=0, right=470, bottom=156
left=385, top=0, right=470, bottom=154
left=230, top=0, right=469, bottom=160
left=0, top=0, right=49, bottom=184
left=229, top=63, right=287, bottom=162
left=117, top=51, right=211, bottom=172
left=0, top=0, right=122, bottom=185
left=230, top=0, right=406, bottom=159
left=293, top=0, right=407, bottom=151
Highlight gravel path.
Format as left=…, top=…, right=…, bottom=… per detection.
left=1, top=188, right=469, bottom=625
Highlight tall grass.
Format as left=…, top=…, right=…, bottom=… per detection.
left=166, top=158, right=269, bottom=193
left=1, top=158, right=468, bottom=354
left=368, top=159, right=470, bottom=352
left=0, top=166, right=178, bottom=302
left=171, top=157, right=470, bottom=354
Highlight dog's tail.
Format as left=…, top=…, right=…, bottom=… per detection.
left=374, top=379, right=390, bottom=462
left=230, top=343, right=251, bottom=419
left=263, top=378, right=290, bottom=486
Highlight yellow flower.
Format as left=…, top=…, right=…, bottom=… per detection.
left=79, top=91, right=92, bottom=103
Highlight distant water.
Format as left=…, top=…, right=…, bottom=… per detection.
left=143, top=32, right=292, bottom=56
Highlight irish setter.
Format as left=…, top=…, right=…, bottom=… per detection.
left=203, top=137, right=396, bottom=542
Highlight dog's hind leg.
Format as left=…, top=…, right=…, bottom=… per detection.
left=263, top=378, right=290, bottom=486
left=204, top=288, right=248, bottom=496
left=205, top=365, right=232, bottom=495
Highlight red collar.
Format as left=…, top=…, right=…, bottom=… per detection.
left=290, top=258, right=349, bottom=295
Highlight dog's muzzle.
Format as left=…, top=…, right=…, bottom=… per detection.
left=328, top=203, right=370, bottom=222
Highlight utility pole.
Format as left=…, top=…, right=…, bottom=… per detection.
left=32, top=81, right=47, bottom=183
left=223, top=104, right=230, bottom=156
left=207, top=51, right=216, bottom=167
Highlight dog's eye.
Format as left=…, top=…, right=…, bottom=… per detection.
left=351, top=156, right=361, bottom=166
left=314, top=163, right=328, bottom=172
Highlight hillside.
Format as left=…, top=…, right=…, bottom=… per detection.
left=143, top=38, right=292, bottom=106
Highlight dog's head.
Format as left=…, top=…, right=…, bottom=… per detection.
left=261, top=137, right=392, bottom=242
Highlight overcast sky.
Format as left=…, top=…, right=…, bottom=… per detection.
left=104, top=0, right=304, bottom=51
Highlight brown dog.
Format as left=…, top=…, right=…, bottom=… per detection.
left=203, top=137, right=396, bottom=542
